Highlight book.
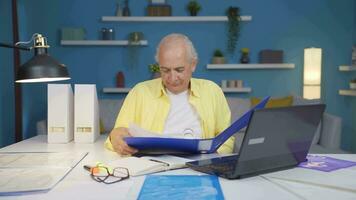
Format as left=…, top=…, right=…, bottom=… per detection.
left=138, top=175, right=224, bottom=199
left=108, top=155, right=192, bottom=177
left=124, top=96, right=270, bottom=154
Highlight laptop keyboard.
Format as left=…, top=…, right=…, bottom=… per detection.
left=188, top=155, right=238, bottom=175
left=203, top=161, right=235, bottom=173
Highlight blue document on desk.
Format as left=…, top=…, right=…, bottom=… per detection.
left=138, top=175, right=224, bottom=200
left=125, top=96, right=270, bottom=154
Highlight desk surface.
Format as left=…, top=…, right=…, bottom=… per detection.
left=1, top=135, right=356, bottom=200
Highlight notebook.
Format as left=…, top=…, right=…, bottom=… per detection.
left=108, top=155, right=192, bottom=176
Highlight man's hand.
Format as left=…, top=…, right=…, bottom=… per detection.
left=109, top=127, right=138, bottom=155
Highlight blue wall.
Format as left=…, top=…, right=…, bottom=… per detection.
left=8, top=0, right=356, bottom=151
left=0, top=0, right=16, bottom=147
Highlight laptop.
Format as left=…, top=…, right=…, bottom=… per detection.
left=186, top=104, right=326, bottom=179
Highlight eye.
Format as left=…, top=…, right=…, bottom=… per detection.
left=160, top=68, right=170, bottom=73
left=175, top=68, right=185, bottom=73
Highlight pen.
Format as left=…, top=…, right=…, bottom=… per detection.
left=148, top=159, right=169, bottom=166
left=83, top=165, right=100, bottom=174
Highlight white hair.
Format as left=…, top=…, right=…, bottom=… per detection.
left=155, top=33, right=198, bottom=64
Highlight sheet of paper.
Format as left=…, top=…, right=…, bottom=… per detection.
left=0, top=152, right=88, bottom=168
left=128, top=123, right=197, bottom=139
left=0, top=152, right=88, bottom=195
left=0, top=167, right=71, bottom=194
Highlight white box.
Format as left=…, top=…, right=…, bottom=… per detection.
left=74, top=84, right=99, bottom=143
left=47, top=84, right=74, bottom=143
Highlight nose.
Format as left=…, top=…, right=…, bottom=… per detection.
left=169, top=71, right=178, bottom=82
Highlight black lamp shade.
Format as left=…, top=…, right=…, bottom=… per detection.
left=16, top=48, right=70, bottom=83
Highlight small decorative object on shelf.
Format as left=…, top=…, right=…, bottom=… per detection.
left=222, top=80, right=243, bottom=88
left=116, top=3, right=122, bottom=16
left=101, top=28, right=115, bottom=40
left=236, top=80, right=243, bottom=88
left=186, top=0, right=201, bottom=16
left=226, top=6, right=240, bottom=54
left=116, top=71, right=125, bottom=88
left=259, top=49, right=283, bottom=63
left=221, top=80, right=227, bottom=88
left=227, top=80, right=236, bottom=88
left=350, top=78, right=356, bottom=90
left=212, top=49, right=225, bottom=64
left=122, top=0, right=131, bottom=16
left=61, top=27, right=86, bottom=40
left=240, top=48, right=250, bottom=63
left=128, top=32, right=144, bottom=44
left=147, top=3, right=172, bottom=16
left=149, top=63, right=160, bottom=79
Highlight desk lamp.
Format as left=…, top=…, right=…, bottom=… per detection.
left=1, top=33, right=71, bottom=142
left=0, top=33, right=70, bottom=83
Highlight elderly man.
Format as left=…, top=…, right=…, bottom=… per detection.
left=105, top=33, right=234, bottom=155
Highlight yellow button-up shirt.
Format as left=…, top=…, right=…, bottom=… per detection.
left=105, top=78, right=234, bottom=153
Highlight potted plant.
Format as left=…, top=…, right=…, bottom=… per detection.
left=240, top=48, right=250, bottom=63
left=186, top=0, right=201, bottom=16
left=212, top=49, right=225, bottom=64
left=149, top=63, right=160, bottom=79
left=350, top=78, right=356, bottom=89
left=226, top=6, right=241, bottom=55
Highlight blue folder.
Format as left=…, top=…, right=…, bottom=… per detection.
left=125, top=96, right=270, bottom=154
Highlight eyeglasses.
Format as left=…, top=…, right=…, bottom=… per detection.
left=84, top=164, right=130, bottom=184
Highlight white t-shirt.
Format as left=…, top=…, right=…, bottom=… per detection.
left=162, top=90, right=202, bottom=139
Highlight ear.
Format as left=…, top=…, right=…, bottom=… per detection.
left=190, top=59, right=197, bottom=72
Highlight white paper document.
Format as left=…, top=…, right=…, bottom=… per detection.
left=0, top=168, right=71, bottom=194
left=0, top=152, right=88, bottom=195
left=128, top=123, right=198, bottom=139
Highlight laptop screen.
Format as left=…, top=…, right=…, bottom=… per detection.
left=232, top=104, right=325, bottom=177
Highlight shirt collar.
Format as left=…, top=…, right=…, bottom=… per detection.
left=153, top=78, right=201, bottom=98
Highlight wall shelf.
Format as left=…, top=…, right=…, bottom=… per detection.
left=339, top=89, right=356, bottom=96
left=103, top=87, right=251, bottom=93
left=60, top=40, right=148, bottom=46
left=339, top=65, right=356, bottom=71
left=101, top=16, right=252, bottom=22
left=207, top=63, right=295, bottom=69
left=103, top=88, right=131, bottom=93
left=222, top=87, right=252, bottom=93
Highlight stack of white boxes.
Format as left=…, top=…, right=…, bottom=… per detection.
left=47, top=84, right=99, bottom=143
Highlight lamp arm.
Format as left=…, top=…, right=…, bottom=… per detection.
left=0, top=42, right=31, bottom=51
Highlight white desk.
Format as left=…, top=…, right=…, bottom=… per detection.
left=1, top=135, right=356, bottom=200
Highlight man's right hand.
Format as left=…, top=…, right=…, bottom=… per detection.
left=109, top=127, right=138, bottom=155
